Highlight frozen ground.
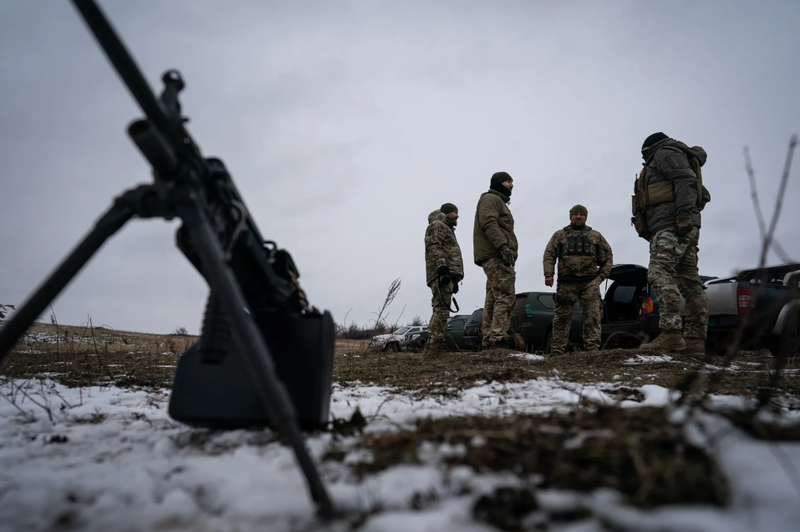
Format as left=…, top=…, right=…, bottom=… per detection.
left=1, top=373, right=799, bottom=531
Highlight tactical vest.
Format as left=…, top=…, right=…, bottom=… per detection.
left=631, top=150, right=706, bottom=240
left=559, top=233, right=597, bottom=258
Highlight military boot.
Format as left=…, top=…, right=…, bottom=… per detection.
left=489, top=335, right=511, bottom=350
left=424, top=339, right=444, bottom=357
left=640, top=330, right=685, bottom=352
left=683, top=338, right=707, bottom=357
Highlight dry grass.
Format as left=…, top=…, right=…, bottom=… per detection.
left=1, top=322, right=194, bottom=388
left=333, top=345, right=800, bottom=400
left=3, top=323, right=798, bottom=403
left=354, top=406, right=729, bottom=509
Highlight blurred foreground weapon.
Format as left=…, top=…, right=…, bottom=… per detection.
left=0, top=0, right=336, bottom=518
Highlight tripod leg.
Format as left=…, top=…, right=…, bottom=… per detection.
left=179, top=202, right=336, bottom=518
left=0, top=205, right=134, bottom=364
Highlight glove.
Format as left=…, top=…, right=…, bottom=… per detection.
left=675, top=218, right=693, bottom=236
left=437, top=265, right=451, bottom=286
left=500, top=246, right=516, bottom=266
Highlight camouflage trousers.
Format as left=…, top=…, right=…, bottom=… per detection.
left=427, top=282, right=454, bottom=352
left=552, top=279, right=602, bottom=353
left=648, top=227, right=708, bottom=339
left=481, top=256, right=516, bottom=346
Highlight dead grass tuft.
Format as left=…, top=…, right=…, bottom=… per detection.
left=357, top=406, right=728, bottom=508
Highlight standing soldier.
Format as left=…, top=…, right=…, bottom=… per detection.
left=631, top=132, right=711, bottom=355
left=543, top=205, right=613, bottom=356
left=424, top=203, right=464, bottom=356
left=473, top=171, right=518, bottom=349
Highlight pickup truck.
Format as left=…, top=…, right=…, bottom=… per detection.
left=704, top=262, right=800, bottom=356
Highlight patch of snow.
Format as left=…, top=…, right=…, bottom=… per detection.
left=0, top=377, right=799, bottom=531
left=509, top=353, right=546, bottom=361
left=624, top=354, right=676, bottom=364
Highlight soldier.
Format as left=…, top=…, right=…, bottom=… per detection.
left=473, top=171, right=518, bottom=349
left=424, top=203, right=464, bottom=356
left=543, top=205, right=613, bottom=356
left=632, top=132, right=711, bottom=356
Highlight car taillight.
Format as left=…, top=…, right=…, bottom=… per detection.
left=640, top=296, right=655, bottom=315
left=737, top=286, right=754, bottom=313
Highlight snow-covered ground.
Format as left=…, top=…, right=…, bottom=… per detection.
left=1, top=373, right=799, bottom=531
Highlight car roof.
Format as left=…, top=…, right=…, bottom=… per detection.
left=515, top=291, right=555, bottom=298
left=608, top=264, right=648, bottom=282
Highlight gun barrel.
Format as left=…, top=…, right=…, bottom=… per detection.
left=128, top=120, right=179, bottom=179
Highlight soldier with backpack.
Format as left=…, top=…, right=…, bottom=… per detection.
left=631, top=132, right=712, bottom=356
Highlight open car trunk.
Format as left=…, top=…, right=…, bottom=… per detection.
left=603, top=264, right=651, bottom=323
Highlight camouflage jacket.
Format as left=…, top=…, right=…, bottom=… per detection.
left=543, top=225, right=613, bottom=283
left=425, top=210, right=464, bottom=287
left=636, top=138, right=711, bottom=238
left=472, top=189, right=518, bottom=265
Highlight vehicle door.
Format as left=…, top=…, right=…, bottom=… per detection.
left=463, top=309, right=483, bottom=349
left=532, top=293, right=556, bottom=346
left=444, top=317, right=468, bottom=350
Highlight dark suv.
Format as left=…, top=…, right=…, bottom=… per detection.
left=508, top=292, right=584, bottom=352
left=443, top=314, right=474, bottom=350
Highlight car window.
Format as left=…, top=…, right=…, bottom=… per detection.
left=393, top=327, right=410, bottom=335
left=465, top=310, right=483, bottom=328
left=612, top=285, right=638, bottom=303
left=513, top=294, right=529, bottom=312
left=446, top=318, right=465, bottom=332
left=537, top=294, right=555, bottom=309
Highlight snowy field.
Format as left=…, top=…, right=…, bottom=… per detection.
left=2, top=370, right=800, bottom=532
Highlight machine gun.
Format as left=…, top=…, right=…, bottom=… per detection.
left=0, top=0, right=336, bottom=518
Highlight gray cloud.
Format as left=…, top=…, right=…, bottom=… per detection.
left=1, top=0, right=798, bottom=334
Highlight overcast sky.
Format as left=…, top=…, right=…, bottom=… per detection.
left=1, top=0, right=798, bottom=335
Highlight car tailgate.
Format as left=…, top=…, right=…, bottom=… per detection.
left=705, top=278, right=739, bottom=316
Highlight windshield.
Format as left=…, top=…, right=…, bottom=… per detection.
left=393, top=327, right=410, bottom=335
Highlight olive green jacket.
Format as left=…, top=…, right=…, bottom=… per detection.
left=473, top=189, right=518, bottom=265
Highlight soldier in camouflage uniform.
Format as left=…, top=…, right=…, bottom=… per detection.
left=632, top=132, right=711, bottom=356
left=473, top=172, right=518, bottom=349
left=424, top=203, right=464, bottom=356
left=543, top=205, right=613, bottom=356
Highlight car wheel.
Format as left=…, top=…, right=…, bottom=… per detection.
left=387, top=342, right=400, bottom=352
left=544, top=329, right=552, bottom=354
